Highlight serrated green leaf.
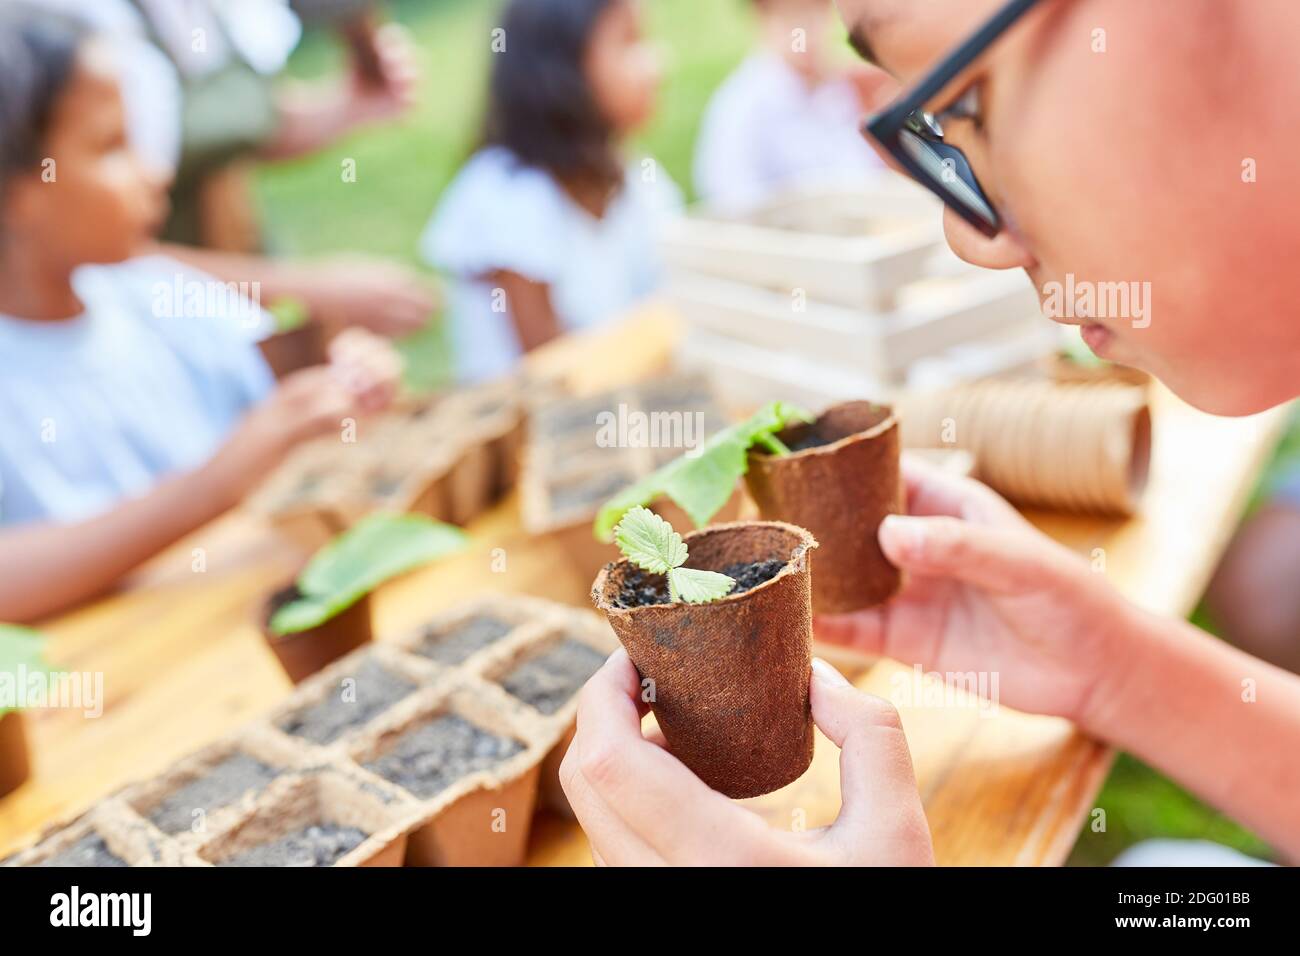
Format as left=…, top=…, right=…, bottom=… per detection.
left=668, top=567, right=736, bottom=605
left=593, top=400, right=812, bottom=541
left=613, top=506, right=687, bottom=575
left=0, top=624, right=49, bottom=717
left=271, top=513, right=469, bottom=635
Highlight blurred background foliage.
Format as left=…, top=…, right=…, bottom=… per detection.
left=255, top=0, right=1295, bottom=866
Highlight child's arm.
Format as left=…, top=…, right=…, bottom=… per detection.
left=1088, top=610, right=1300, bottom=862
left=816, top=455, right=1300, bottom=861
left=263, top=22, right=419, bottom=159
left=492, top=270, right=562, bottom=353
left=154, top=244, right=439, bottom=338
left=0, top=333, right=401, bottom=623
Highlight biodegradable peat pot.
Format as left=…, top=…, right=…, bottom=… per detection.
left=592, top=521, right=818, bottom=799
left=261, top=586, right=373, bottom=685
left=0, top=710, right=31, bottom=798
left=256, top=322, right=327, bottom=380
left=405, top=767, right=542, bottom=867
left=746, top=401, right=903, bottom=614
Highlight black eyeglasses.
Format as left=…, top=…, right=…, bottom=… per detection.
left=863, top=0, right=1045, bottom=237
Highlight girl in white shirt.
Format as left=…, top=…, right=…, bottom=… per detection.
left=421, top=0, right=681, bottom=383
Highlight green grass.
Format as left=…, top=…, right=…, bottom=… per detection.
left=255, top=0, right=1300, bottom=867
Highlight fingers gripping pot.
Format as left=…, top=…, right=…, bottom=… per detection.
left=591, top=521, right=818, bottom=799
left=746, top=401, right=903, bottom=614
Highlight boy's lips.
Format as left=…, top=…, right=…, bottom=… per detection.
left=1080, top=322, right=1115, bottom=357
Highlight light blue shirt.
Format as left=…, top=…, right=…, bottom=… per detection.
left=0, top=256, right=274, bottom=527
left=421, top=146, right=682, bottom=383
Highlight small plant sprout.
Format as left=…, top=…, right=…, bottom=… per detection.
left=594, top=400, right=811, bottom=541
left=613, top=507, right=736, bottom=605
left=271, top=513, right=469, bottom=635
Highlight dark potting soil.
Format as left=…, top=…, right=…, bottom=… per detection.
left=39, top=834, right=128, bottom=868
left=497, top=639, right=608, bottom=715
left=615, top=559, right=787, bottom=609
left=146, top=753, right=281, bottom=835
left=277, top=657, right=418, bottom=746
left=216, top=824, right=368, bottom=867
left=362, top=714, right=524, bottom=800
left=787, top=430, right=836, bottom=452
left=370, top=472, right=405, bottom=498
left=415, top=614, right=515, bottom=665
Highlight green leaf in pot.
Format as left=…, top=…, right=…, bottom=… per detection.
left=613, top=507, right=736, bottom=605
left=271, top=513, right=469, bottom=635
left=593, top=400, right=811, bottom=542
left=0, top=624, right=50, bottom=717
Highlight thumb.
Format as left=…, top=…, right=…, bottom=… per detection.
left=878, top=513, right=1061, bottom=594
left=809, top=659, right=933, bottom=863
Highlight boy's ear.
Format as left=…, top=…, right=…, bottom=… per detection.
left=3, top=171, right=49, bottom=234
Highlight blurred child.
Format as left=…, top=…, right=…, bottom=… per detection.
left=694, top=0, right=886, bottom=213
left=0, top=8, right=401, bottom=622
left=1206, top=460, right=1300, bottom=674
left=421, top=0, right=680, bottom=383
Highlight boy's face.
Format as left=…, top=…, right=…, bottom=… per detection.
left=7, top=40, right=168, bottom=270
left=836, top=0, right=1300, bottom=416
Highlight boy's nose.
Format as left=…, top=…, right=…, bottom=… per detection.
left=941, top=204, right=1036, bottom=271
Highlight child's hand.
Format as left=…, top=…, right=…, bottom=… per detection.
left=325, top=327, right=404, bottom=417
left=815, top=455, right=1134, bottom=729
left=301, top=256, right=440, bottom=337
left=344, top=21, right=421, bottom=125
left=560, top=649, right=934, bottom=866
left=264, top=327, right=402, bottom=444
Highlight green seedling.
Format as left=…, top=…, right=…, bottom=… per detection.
left=0, top=624, right=50, bottom=717
left=613, top=506, right=736, bottom=605
left=271, top=513, right=469, bottom=635
left=593, top=400, right=811, bottom=542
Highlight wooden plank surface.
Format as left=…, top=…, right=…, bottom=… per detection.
left=0, top=307, right=1288, bottom=866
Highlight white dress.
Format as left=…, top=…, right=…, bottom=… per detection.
left=420, top=147, right=682, bottom=383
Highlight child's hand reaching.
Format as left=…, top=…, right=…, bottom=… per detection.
left=561, top=650, right=934, bottom=866
left=263, top=327, right=402, bottom=445
left=815, top=454, right=1136, bottom=729
left=207, top=329, right=403, bottom=508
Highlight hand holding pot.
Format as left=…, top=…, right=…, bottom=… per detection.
left=815, top=454, right=1132, bottom=727
left=559, top=649, right=934, bottom=866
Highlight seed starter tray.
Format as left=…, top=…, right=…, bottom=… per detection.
left=3, top=801, right=183, bottom=867
left=6, top=595, right=616, bottom=867
left=520, top=373, right=735, bottom=576
left=247, top=375, right=526, bottom=549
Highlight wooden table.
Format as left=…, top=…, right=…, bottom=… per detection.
left=0, top=308, right=1289, bottom=865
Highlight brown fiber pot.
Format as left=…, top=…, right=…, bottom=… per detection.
left=746, top=401, right=903, bottom=614
left=0, top=710, right=31, bottom=798
left=261, top=586, right=374, bottom=685
left=256, top=323, right=327, bottom=380
left=591, top=521, right=818, bottom=799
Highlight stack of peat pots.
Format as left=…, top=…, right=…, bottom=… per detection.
left=898, top=379, right=1152, bottom=516
left=520, top=373, right=740, bottom=578
left=247, top=375, right=526, bottom=551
